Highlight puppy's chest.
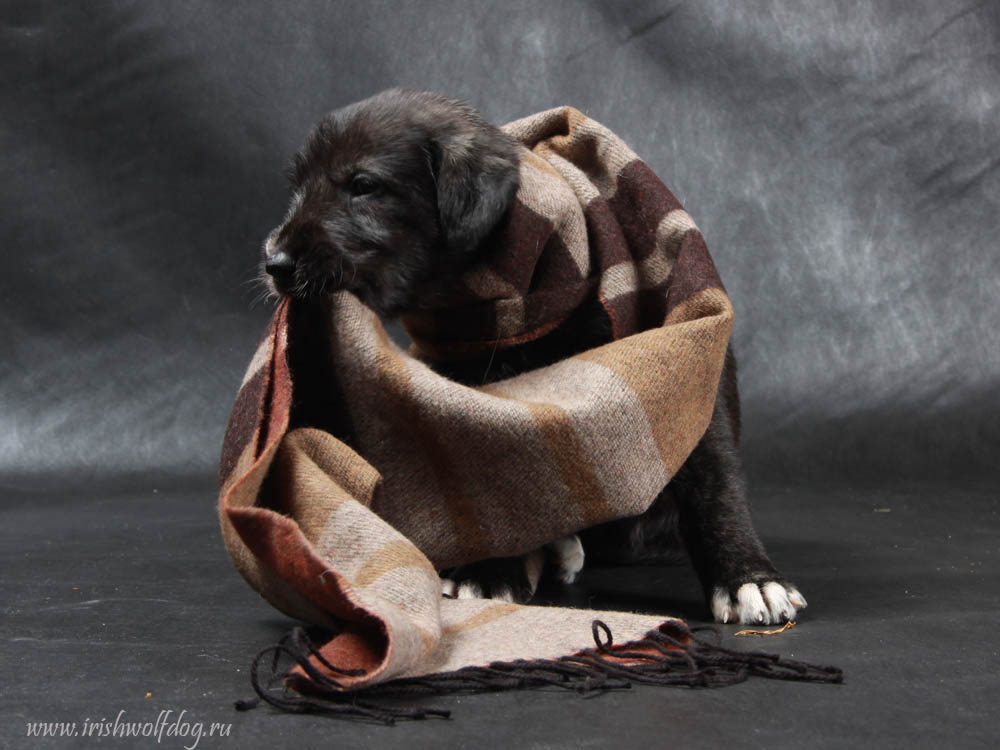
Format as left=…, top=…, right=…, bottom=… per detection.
left=429, top=295, right=613, bottom=386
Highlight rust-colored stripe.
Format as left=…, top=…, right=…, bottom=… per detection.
left=442, top=601, right=523, bottom=635
left=354, top=539, right=436, bottom=589
left=521, top=401, right=614, bottom=528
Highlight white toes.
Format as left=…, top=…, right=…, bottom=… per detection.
left=524, top=548, right=545, bottom=591
left=713, top=581, right=808, bottom=625
left=786, top=587, right=808, bottom=609
left=712, top=586, right=735, bottom=623
left=761, top=581, right=794, bottom=622
left=456, top=581, right=483, bottom=599
left=492, top=586, right=514, bottom=602
left=549, top=535, right=585, bottom=584
left=443, top=578, right=513, bottom=601
left=736, top=583, right=769, bottom=624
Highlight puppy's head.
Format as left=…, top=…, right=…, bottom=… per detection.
left=261, top=89, right=521, bottom=317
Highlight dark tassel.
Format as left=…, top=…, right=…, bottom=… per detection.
left=234, top=620, right=842, bottom=723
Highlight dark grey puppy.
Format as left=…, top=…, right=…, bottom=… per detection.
left=262, top=89, right=519, bottom=316
left=261, top=88, right=806, bottom=625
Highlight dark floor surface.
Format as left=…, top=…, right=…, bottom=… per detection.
left=2, top=479, right=998, bottom=749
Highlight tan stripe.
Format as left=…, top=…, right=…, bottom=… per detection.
left=573, top=117, right=640, bottom=202
left=577, top=288, right=733, bottom=475
left=462, top=265, right=518, bottom=299
left=521, top=402, right=614, bottom=528
left=544, top=106, right=589, bottom=151
left=283, top=427, right=381, bottom=506
left=319, top=293, right=478, bottom=567
left=522, top=147, right=562, bottom=178
left=314, top=502, right=442, bottom=647
left=539, top=149, right=601, bottom=205
left=598, top=261, right=639, bottom=301
left=551, top=191, right=590, bottom=279
left=638, top=209, right=697, bottom=289
left=501, top=106, right=571, bottom=146
left=655, top=208, right=698, bottom=259
left=639, top=249, right=673, bottom=289
left=598, top=215, right=696, bottom=301
left=221, top=438, right=259, bottom=497
left=400, top=355, right=586, bottom=562
left=370, top=324, right=487, bottom=563
left=540, top=111, right=640, bottom=203
left=352, top=563, right=442, bottom=645
left=517, top=150, right=590, bottom=276
left=240, top=336, right=272, bottom=387
left=354, top=539, right=436, bottom=589
left=267, top=431, right=359, bottom=545
left=664, top=285, right=732, bottom=326
left=489, top=357, right=670, bottom=520
left=442, top=601, right=522, bottom=635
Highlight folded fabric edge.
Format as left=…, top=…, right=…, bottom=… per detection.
left=234, top=619, right=843, bottom=724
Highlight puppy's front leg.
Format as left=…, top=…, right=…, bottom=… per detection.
left=673, top=347, right=807, bottom=625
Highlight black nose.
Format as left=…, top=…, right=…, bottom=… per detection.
left=264, top=250, right=295, bottom=278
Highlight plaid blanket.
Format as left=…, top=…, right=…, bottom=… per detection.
left=219, top=107, right=840, bottom=721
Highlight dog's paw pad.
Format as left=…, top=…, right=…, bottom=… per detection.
left=712, top=581, right=807, bottom=624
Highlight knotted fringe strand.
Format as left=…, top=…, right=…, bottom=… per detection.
left=234, top=620, right=843, bottom=724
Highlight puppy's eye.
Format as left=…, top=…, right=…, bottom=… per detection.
left=350, top=174, right=381, bottom=197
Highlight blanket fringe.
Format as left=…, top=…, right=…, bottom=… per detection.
left=234, top=621, right=842, bottom=724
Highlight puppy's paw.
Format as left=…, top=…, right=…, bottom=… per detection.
left=711, top=580, right=807, bottom=625
left=545, top=534, right=585, bottom=584
left=441, top=551, right=543, bottom=603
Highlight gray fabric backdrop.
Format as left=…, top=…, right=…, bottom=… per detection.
left=3, top=0, right=998, bottom=491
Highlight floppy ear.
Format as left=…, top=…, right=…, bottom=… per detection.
left=431, top=123, right=521, bottom=257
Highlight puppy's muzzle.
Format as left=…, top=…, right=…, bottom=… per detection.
left=265, top=249, right=295, bottom=286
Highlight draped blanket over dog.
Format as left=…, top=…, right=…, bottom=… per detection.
left=219, top=107, right=841, bottom=721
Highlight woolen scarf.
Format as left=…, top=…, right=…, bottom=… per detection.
left=219, top=107, right=841, bottom=721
